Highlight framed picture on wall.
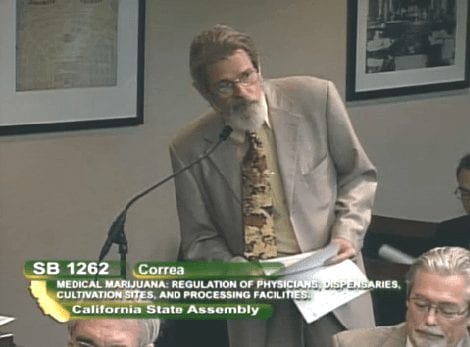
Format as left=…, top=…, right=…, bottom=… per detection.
left=0, top=0, right=145, bottom=135
left=346, top=0, right=470, bottom=100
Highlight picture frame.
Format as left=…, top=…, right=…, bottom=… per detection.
left=0, top=0, right=145, bottom=135
left=346, top=0, right=469, bottom=100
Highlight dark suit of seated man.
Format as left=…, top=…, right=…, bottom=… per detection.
left=433, top=154, right=470, bottom=249
left=434, top=215, right=470, bottom=249
left=332, top=247, right=470, bottom=347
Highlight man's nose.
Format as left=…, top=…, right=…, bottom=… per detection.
left=424, top=307, right=438, bottom=325
left=232, top=82, right=250, bottom=98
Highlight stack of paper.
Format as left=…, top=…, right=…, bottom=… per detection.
left=262, top=244, right=369, bottom=323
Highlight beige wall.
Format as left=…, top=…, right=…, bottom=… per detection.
left=1, top=1, right=469, bottom=345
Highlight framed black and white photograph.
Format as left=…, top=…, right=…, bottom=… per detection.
left=347, top=0, right=469, bottom=100
left=0, top=0, right=145, bottom=135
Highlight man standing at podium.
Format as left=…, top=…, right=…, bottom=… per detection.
left=170, top=24, right=377, bottom=347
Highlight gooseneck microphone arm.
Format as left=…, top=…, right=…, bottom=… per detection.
left=97, top=125, right=233, bottom=278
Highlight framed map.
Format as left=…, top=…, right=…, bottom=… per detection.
left=0, top=0, right=145, bottom=135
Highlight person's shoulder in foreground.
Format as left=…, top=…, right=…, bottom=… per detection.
left=331, top=323, right=407, bottom=347
left=262, top=75, right=345, bottom=111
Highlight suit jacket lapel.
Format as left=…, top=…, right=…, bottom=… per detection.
left=383, top=323, right=407, bottom=347
left=205, top=130, right=242, bottom=202
left=264, top=81, right=300, bottom=209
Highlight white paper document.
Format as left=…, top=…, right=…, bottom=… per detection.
left=287, top=260, right=368, bottom=323
left=262, top=245, right=369, bottom=324
left=0, top=315, right=15, bottom=326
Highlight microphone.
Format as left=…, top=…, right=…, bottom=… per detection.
left=378, top=244, right=416, bottom=265
left=98, top=125, right=233, bottom=277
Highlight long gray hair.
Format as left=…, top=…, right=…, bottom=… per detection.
left=405, top=246, right=470, bottom=303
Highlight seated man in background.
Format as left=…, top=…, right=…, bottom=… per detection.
left=434, top=154, right=470, bottom=249
left=332, top=246, right=470, bottom=347
left=67, top=318, right=160, bottom=347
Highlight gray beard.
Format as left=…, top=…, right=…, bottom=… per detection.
left=409, top=328, right=448, bottom=347
left=225, top=99, right=265, bottom=132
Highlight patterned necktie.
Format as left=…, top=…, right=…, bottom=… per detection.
left=242, top=131, right=277, bottom=260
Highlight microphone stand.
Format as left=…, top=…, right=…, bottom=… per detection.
left=97, top=126, right=233, bottom=278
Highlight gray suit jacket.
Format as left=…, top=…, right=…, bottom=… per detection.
left=332, top=323, right=470, bottom=347
left=332, top=323, right=407, bottom=347
left=170, top=76, right=377, bottom=329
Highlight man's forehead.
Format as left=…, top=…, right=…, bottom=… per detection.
left=411, top=270, right=467, bottom=301
left=207, top=49, right=255, bottom=82
left=74, top=318, right=140, bottom=330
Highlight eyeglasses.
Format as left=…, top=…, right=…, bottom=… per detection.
left=213, top=69, right=259, bottom=97
left=409, top=297, right=469, bottom=320
left=454, top=187, right=470, bottom=201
